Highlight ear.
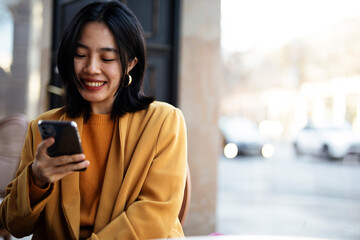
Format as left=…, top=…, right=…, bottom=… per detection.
left=127, top=57, right=138, bottom=73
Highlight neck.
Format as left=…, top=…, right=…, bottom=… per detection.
left=90, top=103, right=113, bottom=114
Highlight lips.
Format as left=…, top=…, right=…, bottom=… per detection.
left=81, top=79, right=106, bottom=89
left=84, top=81, right=105, bottom=87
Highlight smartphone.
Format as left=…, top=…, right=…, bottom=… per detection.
left=38, top=120, right=86, bottom=171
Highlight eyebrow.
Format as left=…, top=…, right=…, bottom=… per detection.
left=76, top=42, right=118, bottom=53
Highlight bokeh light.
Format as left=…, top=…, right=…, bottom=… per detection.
left=224, top=143, right=238, bottom=159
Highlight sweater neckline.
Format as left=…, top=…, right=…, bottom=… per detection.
left=87, top=113, right=113, bottom=124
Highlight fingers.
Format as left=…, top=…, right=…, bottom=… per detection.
left=32, top=157, right=90, bottom=187
left=32, top=138, right=90, bottom=187
left=53, top=160, right=90, bottom=174
left=53, top=153, right=86, bottom=166
left=37, top=137, right=55, bottom=155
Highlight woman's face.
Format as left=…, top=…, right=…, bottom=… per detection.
left=74, top=22, right=136, bottom=114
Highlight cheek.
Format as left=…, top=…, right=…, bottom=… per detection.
left=106, top=65, right=122, bottom=82
left=74, top=59, right=82, bottom=74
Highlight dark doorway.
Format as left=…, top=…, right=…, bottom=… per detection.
left=49, top=0, right=180, bottom=109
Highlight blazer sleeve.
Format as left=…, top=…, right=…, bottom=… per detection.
left=89, top=108, right=188, bottom=240
left=0, top=121, right=54, bottom=238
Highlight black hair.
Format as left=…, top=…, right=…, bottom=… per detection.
left=57, top=0, right=154, bottom=121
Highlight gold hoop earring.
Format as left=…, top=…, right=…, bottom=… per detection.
left=124, top=74, right=132, bottom=87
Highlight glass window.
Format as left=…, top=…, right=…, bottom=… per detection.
left=0, top=2, right=13, bottom=74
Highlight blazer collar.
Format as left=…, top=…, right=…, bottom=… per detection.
left=93, top=113, right=129, bottom=232
left=59, top=114, right=83, bottom=239
left=58, top=112, right=130, bottom=237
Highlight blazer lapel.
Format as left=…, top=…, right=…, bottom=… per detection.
left=93, top=114, right=128, bottom=232
left=59, top=115, right=83, bottom=239
left=61, top=172, right=81, bottom=239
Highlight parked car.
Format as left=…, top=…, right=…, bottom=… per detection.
left=293, top=122, right=360, bottom=159
left=219, top=117, right=267, bottom=158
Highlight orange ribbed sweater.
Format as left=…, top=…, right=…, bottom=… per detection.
left=79, top=114, right=114, bottom=239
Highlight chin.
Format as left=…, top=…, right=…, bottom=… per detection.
left=80, top=94, right=103, bottom=103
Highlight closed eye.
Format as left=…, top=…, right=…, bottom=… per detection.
left=102, top=58, right=115, bottom=62
left=75, top=53, right=86, bottom=58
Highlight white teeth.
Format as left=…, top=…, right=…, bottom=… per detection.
left=84, top=81, right=105, bottom=87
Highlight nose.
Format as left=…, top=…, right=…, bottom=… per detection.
left=84, top=57, right=101, bottom=74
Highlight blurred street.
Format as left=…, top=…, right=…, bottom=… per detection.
left=216, top=141, right=360, bottom=240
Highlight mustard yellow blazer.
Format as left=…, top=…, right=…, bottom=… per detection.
left=0, top=101, right=187, bottom=240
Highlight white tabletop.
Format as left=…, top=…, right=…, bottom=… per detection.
left=163, top=235, right=336, bottom=240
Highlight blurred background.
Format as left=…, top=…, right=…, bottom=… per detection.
left=218, top=0, right=360, bottom=239
left=0, top=0, right=360, bottom=239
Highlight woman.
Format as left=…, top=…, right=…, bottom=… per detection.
left=0, top=1, right=187, bottom=239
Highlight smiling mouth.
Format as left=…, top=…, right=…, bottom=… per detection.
left=83, top=80, right=106, bottom=87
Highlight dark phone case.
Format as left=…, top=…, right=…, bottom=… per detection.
left=38, top=120, right=86, bottom=171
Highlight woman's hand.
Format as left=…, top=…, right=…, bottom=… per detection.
left=30, top=137, right=90, bottom=188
